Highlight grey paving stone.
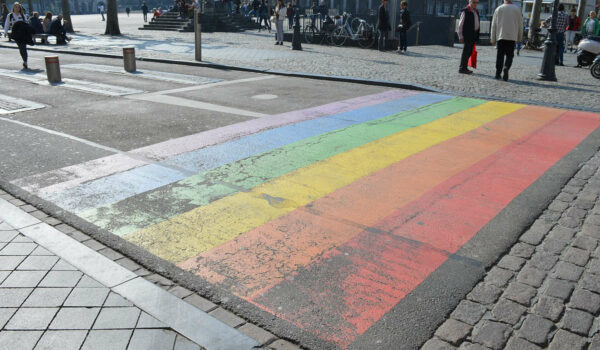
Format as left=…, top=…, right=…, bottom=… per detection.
left=484, top=267, right=514, bottom=288
left=167, top=285, right=194, bottom=299
left=209, top=307, right=246, bottom=328
left=581, top=224, right=600, bottom=239
left=38, top=271, right=83, bottom=287
left=115, top=257, right=142, bottom=271
left=41, top=216, right=62, bottom=226
left=34, top=330, right=88, bottom=350
left=542, top=210, right=563, bottom=223
left=238, top=322, right=277, bottom=345
left=468, top=283, right=502, bottom=305
left=97, top=248, right=124, bottom=261
left=471, top=320, right=511, bottom=350
left=269, top=339, right=305, bottom=350
left=588, top=214, right=600, bottom=226
left=0, top=330, right=43, bottom=350
left=82, top=240, right=106, bottom=251
left=174, top=334, right=202, bottom=350
left=504, top=336, right=542, bottom=350
left=5, top=307, right=58, bottom=330
left=551, top=261, right=584, bottom=281
left=30, top=246, right=53, bottom=256
left=93, top=307, right=140, bottom=329
left=529, top=252, right=559, bottom=271
left=8, top=198, right=25, bottom=206
left=556, top=192, right=576, bottom=203
left=0, top=288, right=32, bottom=307
left=580, top=272, right=600, bottom=293
left=51, top=260, right=78, bottom=271
left=502, top=282, right=537, bottom=306
left=434, top=318, right=472, bottom=345
left=561, top=308, right=593, bottom=335
left=134, top=268, right=152, bottom=277
left=11, top=235, right=33, bottom=243
left=547, top=226, right=576, bottom=242
left=1, top=270, right=47, bottom=287
left=519, top=314, right=554, bottom=345
left=136, top=312, right=168, bottom=328
left=55, top=224, right=75, bottom=234
left=459, top=343, right=488, bottom=350
left=510, top=243, right=536, bottom=259
left=565, top=207, right=587, bottom=220
left=516, top=267, right=547, bottom=288
left=0, top=255, right=25, bottom=270
left=543, top=278, right=574, bottom=300
left=145, top=273, right=174, bottom=287
left=64, top=287, right=110, bottom=307
left=76, top=276, right=105, bottom=288
left=104, top=292, right=134, bottom=307
left=533, top=295, right=564, bottom=322
left=65, top=230, right=90, bottom=242
left=0, top=242, right=37, bottom=255
left=560, top=247, right=590, bottom=267
left=587, top=258, right=600, bottom=275
left=17, top=256, right=59, bottom=271
left=497, top=255, right=526, bottom=272
left=520, top=222, right=553, bottom=245
left=128, top=329, right=177, bottom=350
left=561, top=185, right=581, bottom=195
left=548, top=329, right=586, bottom=350
left=0, top=230, right=18, bottom=242
left=23, top=287, right=72, bottom=307
left=49, top=307, right=100, bottom=330
left=29, top=211, right=47, bottom=220
left=450, top=300, right=487, bottom=326
left=491, top=298, right=526, bottom=325
left=548, top=200, right=569, bottom=212
left=183, top=293, right=218, bottom=312
left=569, top=288, right=600, bottom=313
left=540, top=239, right=569, bottom=255
left=573, top=235, right=598, bottom=252
left=590, top=333, right=600, bottom=350
left=81, top=329, right=133, bottom=350
left=0, top=270, right=8, bottom=283
left=558, top=216, right=582, bottom=229
left=0, top=308, right=17, bottom=328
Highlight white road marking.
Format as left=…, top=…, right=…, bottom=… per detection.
left=0, top=94, right=45, bottom=115
left=146, top=75, right=278, bottom=95
left=36, top=78, right=144, bottom=96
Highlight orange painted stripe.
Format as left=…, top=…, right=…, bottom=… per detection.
left=178, top=106, right=566, bottom=298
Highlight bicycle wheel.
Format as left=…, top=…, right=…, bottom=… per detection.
left=331, top=27, right=347, bottom=46
left=350, top=17, right=363, bottom=34
left=304, top=24, right=316, bottom=44
left=357, top=23, right=375, bottom=48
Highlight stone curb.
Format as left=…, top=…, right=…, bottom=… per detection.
left=0, top=197, right=261, bottom=350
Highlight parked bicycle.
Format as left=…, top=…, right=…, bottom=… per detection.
left=303, top=15, right=336, bottom=45
left=330, top=12, right=376, bottom=48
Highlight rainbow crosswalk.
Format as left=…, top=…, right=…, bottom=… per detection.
left=13, top=89, right=600, bottom=348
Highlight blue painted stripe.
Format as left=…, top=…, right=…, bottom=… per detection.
left=45, top=93, right=451, bottom=213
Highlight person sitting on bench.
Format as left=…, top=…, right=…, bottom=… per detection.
left=29, top=12, right=44, bottom=34
left=49, top=14, right=70, bottom=44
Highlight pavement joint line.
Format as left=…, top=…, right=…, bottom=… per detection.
left=141, top=75, right=279, bottom=96
left=125, top=94, right=267, bottom=118
left=0, top=197, right=259, bottom=350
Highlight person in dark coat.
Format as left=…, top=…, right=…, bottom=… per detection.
left=457, top=0, right=480, bottom=74
left=141, top=2, right=149, bottom=22
left=11, top=21, right=34, bottom=69
left=49, top=14, right=70, bottom=44
left=29, top=12, right=44, bottom=34
left=397, top=0, right=411, bottom=53
left=377, top=0, right=390, bottom=51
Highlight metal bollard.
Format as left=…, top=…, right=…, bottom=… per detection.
left=45, top=56, right=61, bottom=83
left=195, top=9, right=202, bottom=61
left=123, top=47, right=137, bottom=72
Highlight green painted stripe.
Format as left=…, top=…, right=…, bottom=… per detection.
left=82, top=97, right=485, bottom=236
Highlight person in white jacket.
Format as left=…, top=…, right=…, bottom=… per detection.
left=490, top=0, right=523, bottom=81
left=274, top=0, right=286, bottom=45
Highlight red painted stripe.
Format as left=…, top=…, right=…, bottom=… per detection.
left=251, top=110, right=600, bottom=348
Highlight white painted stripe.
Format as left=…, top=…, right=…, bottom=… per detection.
left=126, top=94, right=267, bottom=118
left=0, top=93, right=45, bottom=115
left=0, top=68, right=46, bottom=82
left=37, top=78, right=144, bottom=96
left=63, top=63, right=223, bottom=85
left=147, top=75, right=278, bottom=95
left=2, top=199, right=258, bottom=350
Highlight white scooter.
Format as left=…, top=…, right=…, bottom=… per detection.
left=591, top=54, right=600, bottom=79
left=577, top=35, right=600, bottom=67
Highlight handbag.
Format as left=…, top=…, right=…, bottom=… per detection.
left=270, top=15, right=276, bottom=22
left=395, top=24, right=403, bottom=32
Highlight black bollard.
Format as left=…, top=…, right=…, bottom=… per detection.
left=538, top=0, right=559, bottom=81
left=292, top=11, right=302, bottom=50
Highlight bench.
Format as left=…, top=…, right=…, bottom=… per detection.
left=33, top=34, right=55, bottom=44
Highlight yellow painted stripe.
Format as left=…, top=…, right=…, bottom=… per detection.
left=125, top=101, right=524, bottom=263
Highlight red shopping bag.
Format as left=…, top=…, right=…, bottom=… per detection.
left=468, top=44, right=477, bottom=69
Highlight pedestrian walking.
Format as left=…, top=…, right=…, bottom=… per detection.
left=274, top=0, right=285, bottom=45
left=287, top=2, right=293, bottom=29
left=98, top=4, right=105, bottom=21
left=457, top=0, right=480, bottom=74
left=490, top=0, right=522, bottom=81
left=396, top=0, right=411, bottom=53
left=258, top=0, right=270, bottom=31
left=544, top=4, right=568, bottom=65
left=566, top=8, right=581, bottom=51
left=142, top=2, right=149, bottom=22
left=3, top=3, right=32, bottom=69
left=126, top=6, right=130, bottom=16
left=377, top=0, right=390, bottom=51
left=582, top=11, right=599, bottom=36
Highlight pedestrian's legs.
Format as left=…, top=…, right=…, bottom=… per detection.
left=556, top=32, right=564, bottom=64
left=503, top=40, right=515, bottom=71
left=378, top=30, right=387, bottom=51
left=267, top=17, right=271, bottom=30
left=459, top=40, right=474, bottom=71
left=17, top=41, right=27, bottom=68
left=277, top=20, right=284, bottom=42
left=495, top=40, right=505, bottom=76
left=399, top=29, right=407, bottom=51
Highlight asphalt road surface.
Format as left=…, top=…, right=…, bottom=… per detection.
left=1, top=47, right=600, bottom=349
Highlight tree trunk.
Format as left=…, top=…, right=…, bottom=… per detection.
left=61, top=0, right=74, bottom=32
left=104, top=0, right=120, bottom=35
left=528, top=0, right=542, bottom=42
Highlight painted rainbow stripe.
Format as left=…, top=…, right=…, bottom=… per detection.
left=13, top=89, right=600, bottom=349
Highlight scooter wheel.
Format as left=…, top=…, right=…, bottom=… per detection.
left=578, top=54, right=592, bottom=67
left=592, top=62, right=600, bottom=79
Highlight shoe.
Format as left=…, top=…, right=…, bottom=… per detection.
left=502, top=68, right=509, bottom=81
left=22, top=62, right=27, bottom=70
left=458, top=68, right=473, bottom=74
left=495, top=73, right=501, bottom=79
left=558, top=62, right=564, bottom=66
left=274, top=42, right=278, bottom=45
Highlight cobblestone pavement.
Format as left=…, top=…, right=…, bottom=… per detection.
left=8, top=13, right=598, bottom=111
left=422, top=151, right=600, bottom=350
left=0, top=221, right=204, bottom=350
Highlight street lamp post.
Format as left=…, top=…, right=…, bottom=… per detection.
left=292, top=10, right=303, bottom=50
left=538, top=0, right=559, bottom=81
